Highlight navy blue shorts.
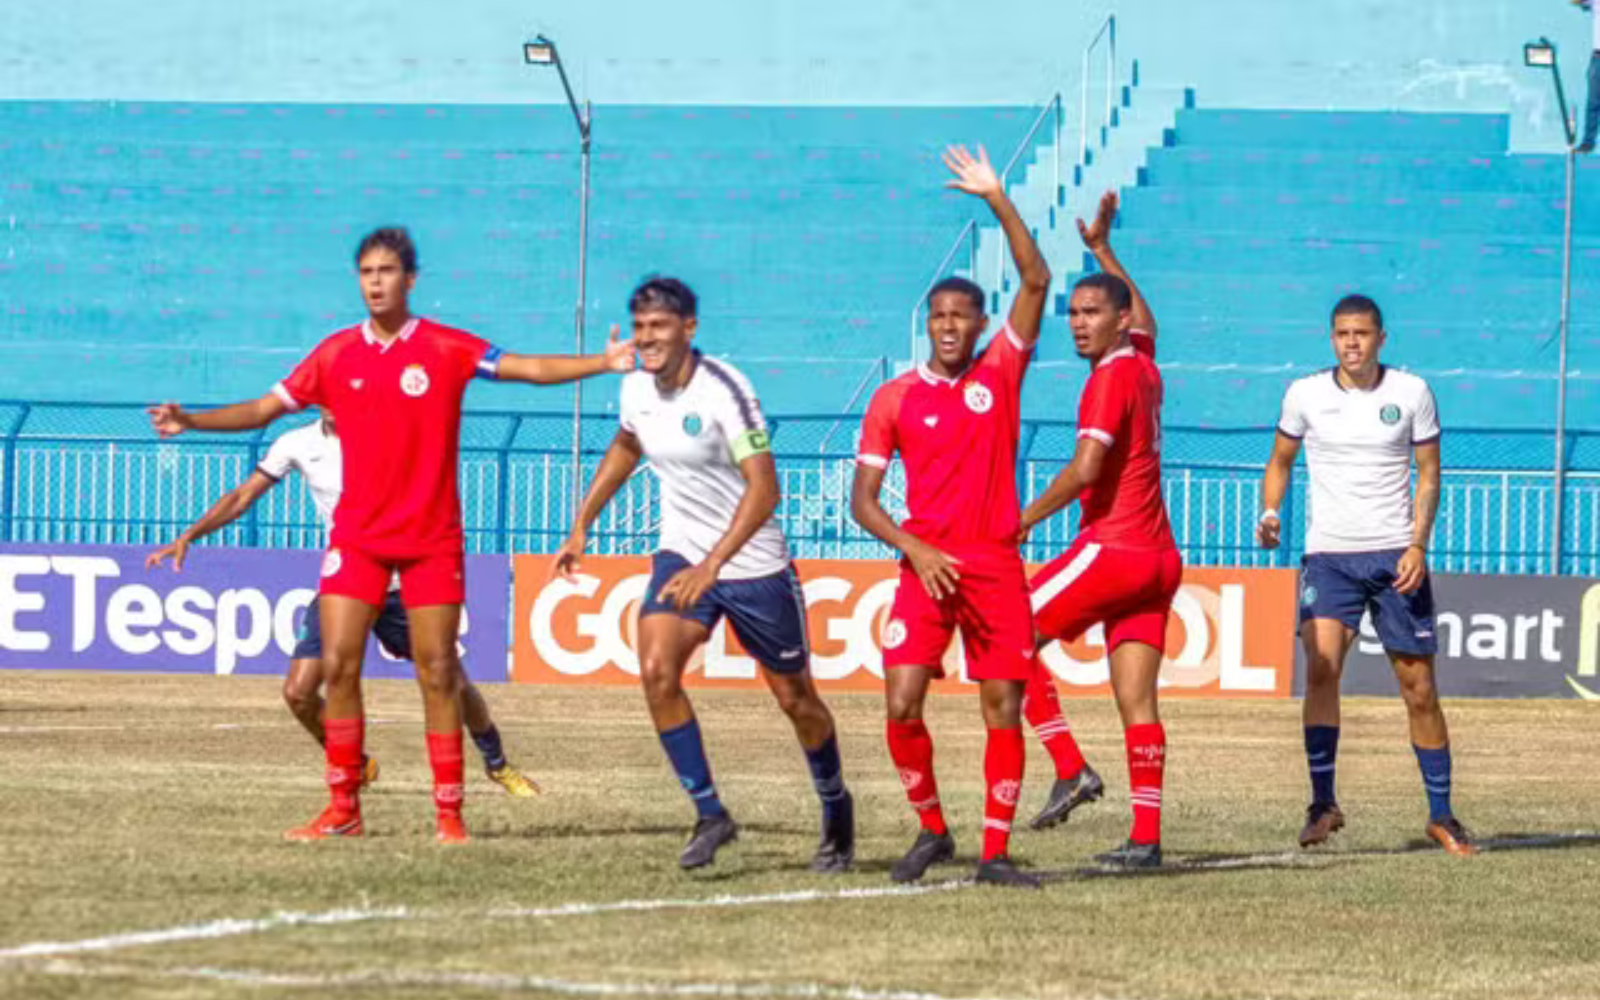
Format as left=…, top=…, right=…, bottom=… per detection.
left=640, top=551, right=810, bottom=674
left=292, top=592, right=412, bottom=661
left=1298, top=550, right=1437, bottom=657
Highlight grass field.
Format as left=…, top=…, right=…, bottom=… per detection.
left=2, top=671, right=1598, bottom=1000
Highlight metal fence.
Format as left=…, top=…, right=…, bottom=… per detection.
left=2, top=401, right=1595, bottom=575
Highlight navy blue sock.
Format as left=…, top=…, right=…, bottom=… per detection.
left=660, top=718, right=725, bottom=818
left=1414, top=744, right=1454, bottom=823
left=804, top=734, right=847, bottom=823
left=1305, top=725, right=1340, bottom=806
left=471, top=725, right=508, bottom=771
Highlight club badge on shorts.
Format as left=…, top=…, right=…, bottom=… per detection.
left=322, top=548, right=343, bottom=578
left=400, top=364, right=430, bottom=397
left=883, top=618, right=908, bottom=650
left=964, top=382, right=993, bottom=414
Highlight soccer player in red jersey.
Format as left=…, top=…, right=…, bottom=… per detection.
left=851, top=146, right=1053, bottom=888
left=148, top=227, right=633, bottom=843
left=1019, top=192, right=1182, bottom=869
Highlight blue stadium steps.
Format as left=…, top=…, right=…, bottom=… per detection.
left=0, top=101, right=1033, bottom=406
left=1046, top=105, right=1596, bottom=430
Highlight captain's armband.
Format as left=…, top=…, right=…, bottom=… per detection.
left=730, top=427, right=772, bottom=463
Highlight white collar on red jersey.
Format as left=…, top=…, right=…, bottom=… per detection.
left=1093, top=329, right=1151, bottom=369
left=915, top=361, right=973, bottom=386
left=361, top=317, right=420, bottom=352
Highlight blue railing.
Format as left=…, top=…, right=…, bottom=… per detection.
left=0, top=401, right=1594, bottom=574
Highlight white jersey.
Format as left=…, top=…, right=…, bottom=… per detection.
left=258, top=421, right=342, bottom=528
left=619, top=353, right=790, bottom=580
left=1278, top=366, right=1440, bottom=555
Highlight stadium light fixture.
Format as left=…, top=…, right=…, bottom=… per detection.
left=523, top=33, right=593, bottom=516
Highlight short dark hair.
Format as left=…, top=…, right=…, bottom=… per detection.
left=1331, top=294, right=1383, bottom=329
left=355, top=227, right=418, bottom=274
left=1073, top=272, right=1132, bottom=311
left=629, top=275, right=698, bottom=318
left=927, top=276, right=985, bottom=314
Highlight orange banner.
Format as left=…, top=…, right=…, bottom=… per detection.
left=512, top=556, right=1296, bottom=698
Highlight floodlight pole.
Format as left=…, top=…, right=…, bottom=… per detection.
left=1526, top=37, right=1576, bottom=574
left=527, top=35, right=593, bottom=523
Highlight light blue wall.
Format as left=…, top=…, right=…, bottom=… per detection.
left=2, top=2, right=1591, bottom=147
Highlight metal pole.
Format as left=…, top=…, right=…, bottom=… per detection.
left=571, top=100, right=591, bottom=522
left=1105, top=17, right=1116, bottom=136
left=1553, top=145, right=1574, bottom=574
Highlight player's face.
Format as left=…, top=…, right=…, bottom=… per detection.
left=925, top=290, right=986, bottom=372
left=1330, top=312, right=1385, bottom=377
left=1067, top=287, right=1129, bottom=362
left=356, top=247, right=415, bottom=318
left=633, top=308, right=697, bottom=378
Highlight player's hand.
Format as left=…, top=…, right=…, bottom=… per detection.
left=941, top=144, right=1003, bottom=201
left=550, top=532, right=586, bottom=582
left=602, top=324, right=636, bottom=373
left=905, top=540, right=962, bottom=601
left=1077, top=190, right=1118, bottom=252
left=1257, top=512, right=1282, bottom=549
left=147, top=402, right=193, bottom=438
left=145, top=539, right=190, bottom=572
left=1394, top=545, right=1428, bottom=595
left=660, top=559, right=720, bottom=612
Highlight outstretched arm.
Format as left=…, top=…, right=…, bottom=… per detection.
left=550, top=429, right=645, bottom=581
left=943, top=144, right=1051, bottom=345
left=1078, top=191, right=1157, bottom=339
left=495, top=324, right=635, bottom=385
left=148, top=394, right=288, bottom=437
left=1019, top=437, right=1109, bottom=538
left=146, top=471, right=277, bottom=570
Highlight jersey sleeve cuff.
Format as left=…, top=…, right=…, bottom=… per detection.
left=254, top=465, right=283, bottom=483
left=1003, top=323, right=1035, bottom=353
left=476, top=345, right=504, bottom=380
left=271, top=383, right=304, bottom=413
left=1412, top=431, right=1441, bottom=446
left=856, top=453, right=890, bottom=469
left=1078, top=428, right=1115, bottom=447
left=1275, top=425, right=1304, bottom=441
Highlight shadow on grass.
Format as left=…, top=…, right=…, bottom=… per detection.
left=473, top=821, right=813, bottom=842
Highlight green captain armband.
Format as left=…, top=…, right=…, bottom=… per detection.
left=730, top=427, right=772, bottom=463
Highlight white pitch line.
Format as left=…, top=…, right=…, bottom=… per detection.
left=0, top=883, right=966, bottom=963
left=35, top=959, right=1033, bottom=1000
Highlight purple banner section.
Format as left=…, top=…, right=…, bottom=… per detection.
left=0, top=544, right=511, bottom=683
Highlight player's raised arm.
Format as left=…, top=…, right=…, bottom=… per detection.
left=942, top=144, right=1051, bottom=345
left=1078, top=191, right=1156, bottom=340
left=551, top=428, right=645, bottom=582
left=146, top=471, right=278, bottom=571
left=148, top=394, right=289, bottom=438
left=494, top=324, right=635, bottom=385
left=659, top=448, right=781, bottom=612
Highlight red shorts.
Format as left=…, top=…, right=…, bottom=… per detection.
left=319, top=546, right=465, bottom=609
left=1030, top=536, right=1181, bottom=653
left=883, top=550, right=1035, bottom=682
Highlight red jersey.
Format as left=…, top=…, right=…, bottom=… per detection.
left=857, top=324, right=1031, bottom=553
left=273, top=317, right=502, bottom=559
left=1075, top=330, right=1174, bottom=550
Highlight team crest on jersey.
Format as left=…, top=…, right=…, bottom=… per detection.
left=964, top=382, right=993, bottom=414
left=682, top=413, right=704, bottom=437
left=400, top=364, right=430, bottom=397
left=321, top=548, right=342, bottom=578
left=1379, top=403, right=1401, bottom=425
left=883, top=618, right=908, bottom=650
left=992, top=779, right=1021, bottom=807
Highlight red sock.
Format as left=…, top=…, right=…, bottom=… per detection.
left=1024, top=668, right=1087, bottom=780
left=981, top=727, right=1026, bottom=862
left=885, top=719, right=947, bottom=836
left=426, top=730, right=465, bottom=819
left=325, top=716, right=364, bottom=815
left=1126, top=722, right=1166, bottom=845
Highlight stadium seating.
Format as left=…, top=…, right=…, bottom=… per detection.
left=0, top=101, right=1034, bottom=413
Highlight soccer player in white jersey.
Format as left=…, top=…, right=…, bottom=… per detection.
left=553, top=277, right=853, bottom=872
left=146, top=407, right=539, bottom=797
left=1258, top=294, right=1474, bottom=856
